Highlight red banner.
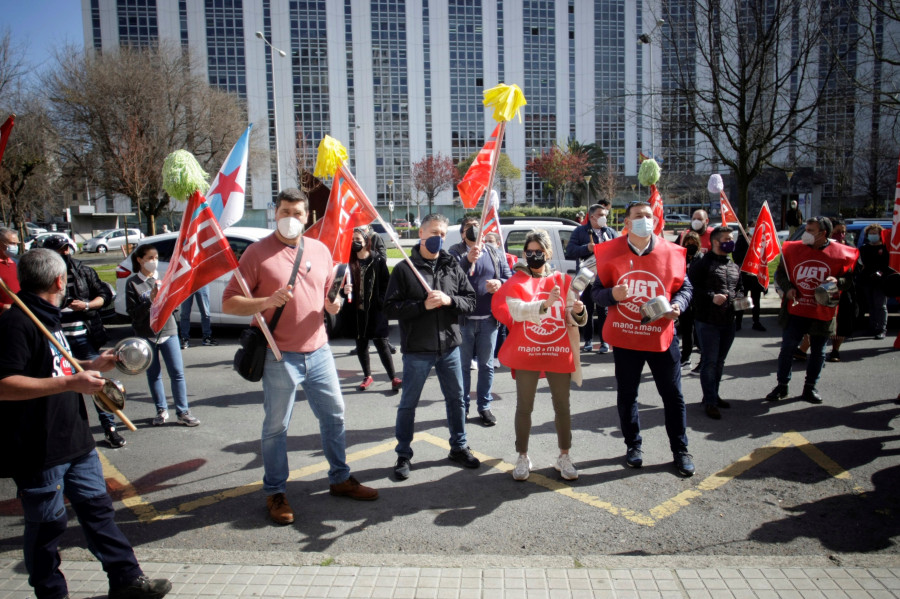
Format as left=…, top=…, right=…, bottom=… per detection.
left=890, top=151, right=900, bottom=273
left=649, top=184, right=665, bottom=236
left=740, top=202, right=780, bottom=289
left=720, top=192, right=740, bottom=225
left=0, top=115, right=14, bottom=165
left=304, top=165, right=380, bottom=264
left=149, top=191, right=239, bottom=332
left=458, top=123, right=501, bottom=209
left=481, top=190, right=502, bottom=239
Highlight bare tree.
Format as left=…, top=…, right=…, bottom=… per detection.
left=412, top=154, right=458, bottom=214
left=0, top=30, right=26, bottom=104
left=662, top=0, right=849, bottom=222
left=595, top=155, right=621, bottom=205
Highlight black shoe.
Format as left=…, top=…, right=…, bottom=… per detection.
left=105, top=428, right=126, bottom=448
left=108, top=575, right=172, bottom=599
left=674, top=451, right=695, bottom=477
left=704, top=404, right=722, bottom=420
left=448, top=446, right=480, bottom=468
left=479, top=409, right=497, bottom=427
left=180, top=338, right=189, bottom=350
left=625, top=446, right=643, bottom=468
left=202, top=336, right=218, bottom=346
left=349, top=348, right=357, bottom=355
left=389, top=343, right=397, bottom=354
left=716, top=398, right=731, bottom=409
left=735, top=321, right=742, bottom=331
left=766, top=384, right=788, bottom=402
left=752, top=322, right=766, bottom=332
left=393, top=457, right=411, bottom=480
left=802, top=386, right=823, bottom=404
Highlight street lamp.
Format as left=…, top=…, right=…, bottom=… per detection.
left=638, top=18, right=665, bottom=158
left=256, top=31, right=287, bottom=193
left=584, top=175, right=592, bottom=208
left=387, top=180, right=394, bottom=227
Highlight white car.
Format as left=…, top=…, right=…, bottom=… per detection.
left=114, top=227, right=271, bottom=325
left=24, top=232, right=77, bottom=252
left=83, top=228, right=144, bottom=253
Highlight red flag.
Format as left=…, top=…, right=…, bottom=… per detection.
left=458, top=124, right=501, bottom=209
left=481, top=190, right=502, bottom=239
left=720, top=192, right=740, bottom=225
left=305, top=165, right=380, bottom=263
left=649, top=184, right=665, bottom=236
left=149, top=191, right=239, bottom=332
left=0, top=115, right=14, bottom=165
left=740, top=202, right=780, bottom=289
left=889, top=150, right=900, bottom=273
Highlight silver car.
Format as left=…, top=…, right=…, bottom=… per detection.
left=83, top=228, right=144, bottom=253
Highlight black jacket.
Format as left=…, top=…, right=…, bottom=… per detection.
left=688, top=251, right=744, bottom=326
left=125, top=274, right=179, bottom=340
left=344, top=254, right=391, bottom=339
left=61, top=256, right=112, bottom=348
left=384, top=244, right=475, bottom=354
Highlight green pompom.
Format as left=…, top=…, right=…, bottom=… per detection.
left=162, top=150, right=210, bottom=201
left=638, top=158, right=661, bottom=187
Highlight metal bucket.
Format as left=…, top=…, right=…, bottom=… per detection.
left=814, top=281, right=840, bottom=307
left=640, top=295, right=672, bottom=324
left=733, top=296, right=754, bottom=311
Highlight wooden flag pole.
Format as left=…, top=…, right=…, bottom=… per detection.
left=232, top=270, right=284, bottom=362
left=722, top=192, right=751, bottom=246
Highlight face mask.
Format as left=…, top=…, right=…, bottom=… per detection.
left=423, top=235, right=443, bottom=255
left=630, top=217, right=654, bottom=238
left=5, top=244, right=18, bottom=257
left=685, top=244, right=699, bottom=256
left=465, top=225, right=479, bottom=242
left=790, top=202, right=798, bottom=209
left=143, top=259, right=158, bottom=274
left=801, top=231, right=817, bottom=246
left=596, top=216, right=608, bottom=228
left=868, top=233, right=881, bottom=244
left=525, top=255, right=547, bottom=270
left=691, top=219, right=705, bottom=232
left=277, top=217, right=304, bottom=239
left=719, top=240, right=736, bottom=253
left=351, top=241, right=364, bottom=253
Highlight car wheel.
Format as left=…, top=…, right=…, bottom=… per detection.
left=97, top=245, right=107, bottom=253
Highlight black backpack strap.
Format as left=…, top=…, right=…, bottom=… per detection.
left=268, top=238, right=305, bottom=333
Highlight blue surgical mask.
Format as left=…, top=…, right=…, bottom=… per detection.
left=630, top=217, right=654, bottom=238
left=423, top=235, right=443, bottom=254
left=867, top=233, right=881, bottom=244
left=5, top=244, right=18, bottom=257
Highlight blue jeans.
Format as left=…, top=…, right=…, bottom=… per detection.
left=14, top=449, right=142, bottom=599
left=66, top=334, right=115, bottom=430
left=395, top=347, right=468, bottom=459
left=145, top=335, right=189, bottom=415
left=179, top=285, right=212, bottom=339
left=612, top=341, right=688, bottom=454
left=261, top=344, right=350, bottom=493
left=695, top=320, right=736, bottom=406
left=459, top=316, right=499, bottom=413
left=775, top=315, right=828, bottom=389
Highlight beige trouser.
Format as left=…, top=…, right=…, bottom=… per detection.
left=514, top=370, right=572, bottom=454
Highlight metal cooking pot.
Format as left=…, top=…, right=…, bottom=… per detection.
left=580, top=255, right=597, bottom=274
left=113, top=337, right=153, bottom=375
left=93, top=378, right=126, bottom=412
left=814, top=281, right=840, bottom=307
left=569, top=268, right=596, bottom=295
left=327, top=263, right=348, bottom=302
left=640, top=295, right=672, bottom=324
left=733, top=296, right=754, bottom=311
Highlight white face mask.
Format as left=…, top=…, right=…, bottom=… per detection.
left=691, top=219, right=705, bottom=232
left=596, top=216, right=608, bottom=228
left=143, top=259, right=158, bottom=275
left=801, top=231, right=817, bottom=246
left=277, top=217, right=304, bottom=239
left=630, top=217, right=654, bottom=238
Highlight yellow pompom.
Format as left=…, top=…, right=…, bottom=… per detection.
left=314, top=135, right=349, bottom=179
left=483, top=83, right=528, bottom=123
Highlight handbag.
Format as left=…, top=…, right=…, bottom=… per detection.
left=233, top=239, right=305, bottom=381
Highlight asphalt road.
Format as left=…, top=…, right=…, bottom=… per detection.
left=1, top=315, right=898, bottom=562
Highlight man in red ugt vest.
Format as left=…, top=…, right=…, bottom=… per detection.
left=766, top=217, right=858, bottom=404
left=591, top=201, right=695, bottom=477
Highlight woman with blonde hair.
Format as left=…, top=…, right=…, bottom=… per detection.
left=491, top=229, right=588, bottom=481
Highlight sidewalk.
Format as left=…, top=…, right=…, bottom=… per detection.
left=2, top=551, right=898, bottom=599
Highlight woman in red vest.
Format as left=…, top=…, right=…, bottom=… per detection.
left=492, top=230, right=587, bottom=482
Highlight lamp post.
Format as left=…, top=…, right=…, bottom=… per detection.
left=256, top=31, right=287, bottom=193
left=584, top=175, right=592, bottom=208
left=387, top=179, right=394, bottom=228
left=638, top=18, right=665, bottom=159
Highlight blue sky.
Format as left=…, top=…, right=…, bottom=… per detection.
left=4, top=1, right=85, bottom=78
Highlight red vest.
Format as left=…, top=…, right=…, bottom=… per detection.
left=782, top=241, right=858, bottom=321
left=594, top=236, right=687, bottom=352
left=491, top=270, right=575, bottom=374
left=679, top=226, right=714, bottom=250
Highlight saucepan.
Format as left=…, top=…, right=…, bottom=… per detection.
left=640, top=295, right=672, bottom=324
left=328, top=263, right=348, bottom=302
left=733, top=296, right=754, bottom=311
left=580, top=255, right=597, bottom=274
left=814, top=281, right=840, bottom=307
left=113, top=337, right=153, bottom=375
left=569, top=268, right=596, bottom=295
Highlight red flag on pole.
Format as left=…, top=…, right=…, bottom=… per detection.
left=0, top=115, right=14, bottom=165
left=149, top=191, right=240, bottom=332
left=740, top=202, right=780, bottom=289
left=720, top=192, right=740, bottom=225
left=304, top=165, right=380, bottom=264
left=458, top=124, right=501, bottom=209
left=481, top=190, right=503, bottom=239
left=889, top=150, right=900, bottom=273
left=649, top=184, right=665, bottom=236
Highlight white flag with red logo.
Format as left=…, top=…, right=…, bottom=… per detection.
left=649, top=184, right=665, bottom=236
left=889, top=150, right=900, bottom=273
left=458, top=123, right=501, bottom=209
left=740, top=201, right=780, bottom=289
left=481, top=190, right=503, bottom=239
left=149, top=191, right=240, bottom=333
left=720, top=192, right=740, bottom=226
left=304, top=165, right=380, bottom=264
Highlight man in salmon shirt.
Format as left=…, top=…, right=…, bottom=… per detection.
left=591, top=201, right=695, bottom=476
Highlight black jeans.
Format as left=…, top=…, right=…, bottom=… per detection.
left=356, top=337, right=396, bottom=379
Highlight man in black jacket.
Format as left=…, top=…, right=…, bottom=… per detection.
left=384, top=213, right=480, bottom=480
left=43, top=235, right=124, bottom=447
left=688, top=226, right=744, bottom=420
left=0, top=249, right=171, bottom=599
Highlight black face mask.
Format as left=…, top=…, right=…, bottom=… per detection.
left=351, top=241, right=364, bottom=253
left=685, top=245, right=699, bottom=256
left=465, top=225, right=479, bottom=242
left=526, top=256, right=547, bottom=270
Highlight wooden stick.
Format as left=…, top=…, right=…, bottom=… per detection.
left=722, top=191, right=752, bottom=246
left=0, top=276, right=137, bottom=431
left=231, top=270, right=283, bottom=362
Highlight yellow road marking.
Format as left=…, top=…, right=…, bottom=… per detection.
left=101, top=430, right=858, bottom=527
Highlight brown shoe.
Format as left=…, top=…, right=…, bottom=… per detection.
left=266, top=493, right=294, bottom=525
left=329, top=476, right=379, bottom=501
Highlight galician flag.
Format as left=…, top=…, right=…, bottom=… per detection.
left=207, top=124, right=252, bottom=229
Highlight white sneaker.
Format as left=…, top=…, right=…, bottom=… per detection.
left=512, top=454, right=532, bottom=481
left=493, top=358, right=502, bottom=368
left=470, top=359, right=478, bottom=370
left=152, top=410, right=169, bottom=426
left=556, top=453, right=579, bottom=480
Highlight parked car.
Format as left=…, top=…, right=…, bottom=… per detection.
left=665, top=213, right=691, bottom=224
left=392, top=218, right=411, bottom=228
left=370, top=221, right=398, bottom=242
left=24, top=232, right=77, bottom=252
left=114, top=227, right=270, bottom=325
left=844, top=219, right=893, bottom=248
left=83, top=228, right=144, bottom=253
left=25, top=222, right=48, bottom=236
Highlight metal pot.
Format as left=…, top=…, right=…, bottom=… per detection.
left=733, top=296, right=754, bottom=311
left=814, top=281, right=840, bottom=307
left=569, top=268, right=596, bottom=295
left=580, top=255, right=597, bottom=274
left=113, top=337, right=153, bottom=375
left=327, top=263, right=348, bottom=302
left=640, top=295, right=672, bottom=324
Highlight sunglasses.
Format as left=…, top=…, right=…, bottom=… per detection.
left=524, top=250, right=545, bottom=259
